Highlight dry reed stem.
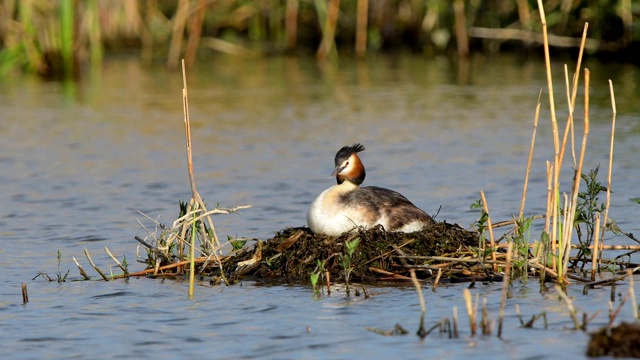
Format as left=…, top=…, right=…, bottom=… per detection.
left=453, top=0, right=469, bottom=58
left=410, top=270, right=427, bottom=314
left=515, top=304, right=523, bottom=326
left=463, top=289, right=477, bottom=336
left=591, top=213, right=601, bottom=281
left=481, top=298, right=490, bottom=335
left=600, top=80, right=617, bottom=256
left=544, top=161, right=553, bottom=236
left=562, top=65, right=577, bottom=167
left=181, top=60, right=229, bottom=286
left=560, top=68, right=590, bottom=281
left=563, top=69, right=591, bottom=273
left=104, top=246, right=127, bottom=274
left=536, top=0, right=560, bottom=236
left=554, top=285, right=581, bottom=329
left=629, top=270, right=638, bottom=319
left=84, top=248, right=108, bottom=281
left=410, top=269, right=427, bottom=338
left=433, top=268, right=443, bottom=292
left=188, top=201, right=197, bottom=299
left=498, top=242, right=513, bottom=338
left=518, top=90, right=542, bottom=219
left=22, top=283, right=28, bottom=303
left=121, top=255, right=230, bottom=278
left=285, top=0, right=299, bottom=50
left=368, top=266, right=412, bottom=280
left=558, top=23, right=589, bottom=169
left=529, top=261, right=592, bottom=282
left=72, top=256, right=91, bottom=280
left=153, top=256, right=161, bottom=276
left=355, top=0, right=368, bottom=57
left=480, top=191, right=497, bottom=271
left=452, top=306, right=459, bottom=338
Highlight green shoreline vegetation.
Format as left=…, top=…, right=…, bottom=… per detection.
left=0, top=0, right=638, bottom=79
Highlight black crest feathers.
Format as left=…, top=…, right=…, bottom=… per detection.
left=334, top=143, right=365, bottom=164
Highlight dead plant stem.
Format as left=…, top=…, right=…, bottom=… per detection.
left=561, top=68, right=590, bottom=280
left=554, top=285, right=581, bottom=329
left=181, top=60, right=229, bottom=286
left=498, top=242, right=513, bottom=338
left=480, top=191, right=497, bottom=271
left=463, top=289, right=477, bottom=336
left=629, top=269, right=638, bottom=319
left=84, top=248, right=108, bottom=281
left=22, top=283, right=28, bottom=303
left=600, top=80, right=617, bottom=259
left=433, top=268, right=443, bottom=292
left=557, top=23, right=588, bottom=169
left=518, top=90, right=542, bottom=220
left=104, top=246, right=127, bottom=275
left=72, top=256, right=91, bottom=280
left=537, top=1, right=560, bottom=263
left=591, top=213, right=600, bottom=281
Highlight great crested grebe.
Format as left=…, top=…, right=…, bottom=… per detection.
left=307, top=143, right=435, bottom=236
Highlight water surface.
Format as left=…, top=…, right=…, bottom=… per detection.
left=1, top=54, right=639, bottom=359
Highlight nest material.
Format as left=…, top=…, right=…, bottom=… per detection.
left=586, top=322, right=640, bottom=358
left=226, top=221, right=484, bottom=282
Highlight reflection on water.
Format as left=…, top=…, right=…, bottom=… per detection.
left=0, top=54, right=638, bottom=359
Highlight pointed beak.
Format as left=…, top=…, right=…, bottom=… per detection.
left=330, top=165, right=345, bottom=177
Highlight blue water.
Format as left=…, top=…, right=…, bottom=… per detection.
left=1, top=54, right=638, bottom=359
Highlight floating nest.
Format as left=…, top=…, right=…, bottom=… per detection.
left=586, top=322, right=640, bottom=358
left=225, top=221, right=487, bottom=282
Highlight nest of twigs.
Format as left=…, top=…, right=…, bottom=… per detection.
left=134, top=221, right=489, bottom=283
left=227, top=222, right=484, bottom=282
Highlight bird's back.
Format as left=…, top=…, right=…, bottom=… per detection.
left=339, top=185, right=434, bottom=232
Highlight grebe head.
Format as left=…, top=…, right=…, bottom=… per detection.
left=331, top=143, right=366, bottom=185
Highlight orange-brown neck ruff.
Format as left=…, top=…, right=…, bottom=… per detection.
left=336, top=153, right=366, bottom=185
left=334, top=144, right=366, bottom=185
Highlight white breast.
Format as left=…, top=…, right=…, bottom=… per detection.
left=307, top=183, right=367, bottom=236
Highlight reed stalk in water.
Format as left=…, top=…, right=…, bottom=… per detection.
left=180, top=59, right=231, bottom=292
left=591, top=214, right=600, bottom=281
left=518, top=90, right=542, bottom=220
left=463, top=289, right=477, bottom=336
left=537, top=2, right=561, bottom=271
left=599, top=80, right=617, bottom=266
left=410, top=269, right=427, bottom=338
left=498, top=242, right=513, bottom=338
left=22, top=283, right=29, bottom=303
left=84, top=248, right=108, bottom=281
left=72, top=256, right=91, bottom=280
left=479, top=191, right=497, bottom=272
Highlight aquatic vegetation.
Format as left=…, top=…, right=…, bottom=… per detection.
left=0, top=0, right=636, bottom=78
left=310, top=259, right=326, bottom=299
left=338, top=237, right=360, bottom=296
left=56, top=250, right=69, bottom=283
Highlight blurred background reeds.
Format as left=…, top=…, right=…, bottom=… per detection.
left=0, top=0, right=637, bottom=79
